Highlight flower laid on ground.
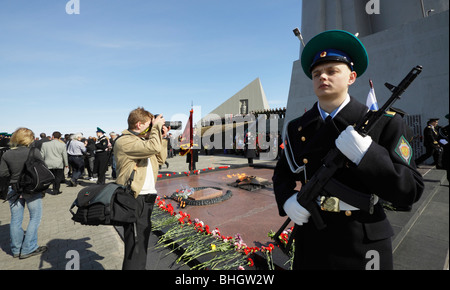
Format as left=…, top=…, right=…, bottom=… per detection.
left=267, top=227, right=295, bottom=270
left=267, top=227, right=294, bottom=247
left=260, top=243, right=275, bottom=270
left=152, top=196, right=257, bottom=270
left=247, top=257, right=254, bottom=267
left=174, top=186, right=195, bottom=199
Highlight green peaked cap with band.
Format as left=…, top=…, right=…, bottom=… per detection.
left=301, top=30, right=369, bottom=79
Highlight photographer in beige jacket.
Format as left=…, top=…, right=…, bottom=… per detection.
left=114, top=107, right=168, bottom=270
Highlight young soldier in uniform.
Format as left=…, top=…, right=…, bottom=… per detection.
left=273, top=30, right=424, bottom=270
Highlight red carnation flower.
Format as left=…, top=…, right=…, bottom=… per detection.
left=247, top=258, right=254, bottom=267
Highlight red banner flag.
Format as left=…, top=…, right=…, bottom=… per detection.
left=179, top=108, right=193, bottom=156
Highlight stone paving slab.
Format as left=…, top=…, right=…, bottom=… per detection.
left=392, top=170, right=449, bottom=270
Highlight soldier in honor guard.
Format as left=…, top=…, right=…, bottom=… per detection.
left=272, top=30, right=424, bottom=269
left=415, top=118, right=443, bottom=168
left=93, top=127, right=109, bottom=184
left=244, top=131, right=257, bottom=165
left=186, top=147, right=198, bottom=171
left=186, top=130, right=199, bottom=171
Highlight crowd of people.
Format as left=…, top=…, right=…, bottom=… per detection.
left=1, top=129, right=121, bottom=193
left=0, top=127, right=121, bottom=259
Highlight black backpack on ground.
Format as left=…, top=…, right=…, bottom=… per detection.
left=69, top=170, right=138, bottom=226
left=18, top=147, right=55, bottom=195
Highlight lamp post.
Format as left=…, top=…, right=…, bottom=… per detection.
left=293, top=27, right=306, bottom=48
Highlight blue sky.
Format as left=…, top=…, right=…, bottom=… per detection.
left=0, top=0, right=302, bottom=137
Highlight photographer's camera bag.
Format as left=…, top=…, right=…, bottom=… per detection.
left=70, top=183, right=137, bottom=226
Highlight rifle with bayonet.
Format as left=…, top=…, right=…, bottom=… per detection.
left=273, top=65, right=423, bottom=248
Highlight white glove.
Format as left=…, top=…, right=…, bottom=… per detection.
left=335, top=126, right=372, bottom=165
left=283, top=193, right=311, bottom=225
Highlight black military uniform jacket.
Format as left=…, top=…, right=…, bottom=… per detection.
left=273, top=96, right=424, bottom=269
left=95, top=135, right=109, bottom=153
left=423, top=125, right=440, bottom=149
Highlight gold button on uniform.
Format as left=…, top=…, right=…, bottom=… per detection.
left=345, top=210, right=352, bottom=217
left=301, top=136, right=306, bottom=142
left=298, top=126, right=302, bottom=131
left=303, top=158, right=308, bottom=164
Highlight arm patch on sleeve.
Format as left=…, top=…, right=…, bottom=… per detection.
left=395, top=135, right=412, bottom=165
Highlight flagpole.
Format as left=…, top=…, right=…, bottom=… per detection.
left=366, top=79, right=379, bottom=111
left=190, top=101, right=194, bottom=171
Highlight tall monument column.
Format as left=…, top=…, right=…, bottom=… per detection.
left=300, top=0, right=449, bottom=45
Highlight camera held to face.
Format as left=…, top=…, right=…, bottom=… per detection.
left=154, top=114, right=182, bottom=130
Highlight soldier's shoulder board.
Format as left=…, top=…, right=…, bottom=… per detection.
left=384, top=111, right=397, bottom=118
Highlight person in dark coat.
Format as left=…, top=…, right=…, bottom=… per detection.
left=34, top=133, right=50, bottom=150
left=84, top=138, right=96, bottom=180
left=244, top=132, right=257, bottom=165
left=186, top=149, right=198, bottom=171
left=93, top=127, right=109, bottom=184
left=272, top=30, right=424, bottom=270
left=186, top=132, right=199, bottom=171
left=415, top=118, right=443, bottom=168
left=440, top=114, right=449, bottom=181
